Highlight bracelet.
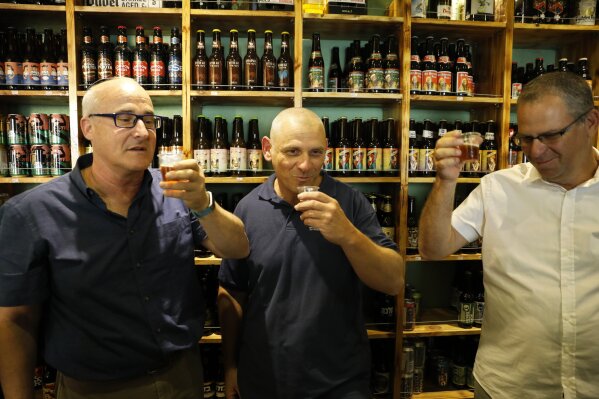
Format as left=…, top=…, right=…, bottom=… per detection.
left=191, top=191, right=214, bottom=219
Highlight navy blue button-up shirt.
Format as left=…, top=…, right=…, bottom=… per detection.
left=0, top=154, right=207, bottom=380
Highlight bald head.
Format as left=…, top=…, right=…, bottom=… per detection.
left=82, top=77, right=153, bottom=117
left=270, top=107, right=325, bottom=147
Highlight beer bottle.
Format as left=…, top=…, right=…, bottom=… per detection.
left=308, top=32, right=324, bottom=92
left=158, top=117, right=173, bottom=156
left=383, top=35, right=400, bottom=93
left=407, top=195, right=418, bottom=254
left=171, top=115, right=184, bottom=154
left=454, top=39, right=468, bottom=96
left=243, top=29, right=259, bottom=90
left=40, top=29, right=57, bottom=89
left=529, top=0, right=547, bottom=23
left=80, top=26, right=97, bottom=89
left=5, top=27, right=22, bottom=91
left=418, top=119, right=435, bottom=177
left=366, top=34, right=384, bottom=93
left=473, top=267, right=484, bottom=328
left=379, top=195, right=395, bottom=241
left=410, top=36, right=422, bottom=95
left=322, top=116, right=334, bottom=173
left=167, top=27, right=182, bottom=89
left=454, top=119, right=463, bottom=134
left=211, top=116, right=229, bottom=176
left=511, top=62, right=522, bottom=99
left=465, top=120, right=482, bottom=175
left=382, top=118, right=399, bottom=177
left=277, top=31, right=293, bottom=91
left=507, top=123, right=520, bottom=167
left=523, top=62, right=534, bottom=84
left=422, top=36, right=437, bottom=96
left=56, top=29, right=68, bottom=91
left=22, top=28, right=40, bottom=90
left=408, top=119, right=420, bottom=177
left=42, top=365, right=56, bottom=399
left=149, top=26, right=167, bottom=90
left=458, top=269, right=475, bottom=328
left=534, top=57, right=545, bottom=78
left=558, top=57, right=569, bottom=72
left=114, top=26, right=131, bottom=78
left=226, top=29, right=242, bottom=90
left=547, top=0, right=567, bottom=23
left=341, top=46, right=351, bottom=90
left=351, top=118, right=366, bottom=177
left=207, top=29, right=224, bottom=90
left=132, top=26, right=149, bottom=87
left=347, top=40, right=364, bottom=93
left=438, top=119, right=448, bottom=141
left=261, top=30, right=277, bottom=90
left=437, top=37, right=452, bottom=95
left=577, top=58, right=592, bottom=89
left=437, top=0, right=451, bottom=18
left=412, top=0, right=427, bottom=17
left=97, top=26, right=114, bottom=81
left=480, top=120, right=497, bottom=174
left=247, top=118, right=263, bottom=176
left=334, top=117, right=351, bottom=176
left=328, top=47, right=341, bottom=92
left=366, top=118, right=381, bottom=176
left=192, top=30, right=208, bottom=89
left=452, top=337, right=467, bottom=387
left=194, top=115, right=212, bottom=175
left=470, top=0, right=494, bottom=20
left=229, top=116, right=247, bottom=176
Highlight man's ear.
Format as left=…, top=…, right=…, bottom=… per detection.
left=262, top=136, right=273, bottom=162
left=80, top=116, right=94, bottom=141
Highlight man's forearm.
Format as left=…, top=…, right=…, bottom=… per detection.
left=199, top=205, right=249, bottom=259
left=217, top=287, right=244, bottom=369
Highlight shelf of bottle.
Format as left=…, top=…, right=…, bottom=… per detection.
left=410, top=94, right=503, bottom=109
left=413, top=390, right=473, bottom=399
left=406, top=253, right=481, bottom=262
left=76, top=89, right=182, bottom=97
left=408, top=177, right=480, bottom=184
left=404, top=308, right=481, bottom=338
left=0, top=176, right=56, bottom=184
left=190, top=89, right=294, bottom=105
left=200, top=329, right=395, bottom=344
left=0, top=3, right=65, bottom=12
left=190, top=10, right=294, bottom=33
left=302, top=14, right=403, bottom=39
left=74, top=5, right=182, bottom=14
left=513, top=23, right=599, bottom=48
left=0, top=89, right=68, bottom=97
left=203, top=175, right=401, bottom=184
left=302, top=91, right=401, bottom=105
left=411, top=18, right=506, bottom=39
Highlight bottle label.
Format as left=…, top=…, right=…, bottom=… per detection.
left=383, top=147, right=399, bottom=172
left=40, top=62, right=58, bottom=86
left=367, top=148, right=381, bottom=171
left=366, top=67, right=384, bottom=90
left=384, top=68, right=400, bottom=90
left=467, top=75, right=474, bottom=96
left=323, top=148, right=333, bottom=170
left=209, top=60, right=222, bottom=86
left=533, top=0, right=546, bottom=13
left=474, top=300, right=485, bottom=325
left=348, top=71, right=365, bottom=92
left=437, top=70, right=452, bottom=93
left=309, top=66, right=324, bottom=89
left=0, top=64, right=4, bottom=85
left=481, top=149, right=497, bottom=173
left=465, top=157, right=481, bottom=172
left=81, top=55, right=97, bottom=83
left=381, top=226, right=395, bottom=241
left=438, top=128, right=447, bottom=137
left=459, top=302, right=474, bottom=325
left=194, top=148, right=211, bottom=172
left=408, top=226, right=418, bottom=248
left=245, top=58, right=258, bottom=85
left=411, top=0, right=426, bottom=17
left=511, top=82, right=522, bottom=99
left=423, top=54, right=436, bottom=63
left=5, top=61, right=23, bottom=87
left=575, top=0, right=596, bottom=25
left=168, top=57, right=182, bottom=84
left=328, top=77, right=338, bottom=92
left=98, top=57, right=114, bottom=79
left=151, top=60, right=166, bottom=80
left=410, top=54, right=421, bottom=63
left=410, top=69, right=422, bottom=91
left=408, top=147, right=419, bottom=173
left=422, top=70, right=438, bottom=92
left=472, top=0, right=493, bottom=14
left=227, top=59, right=241, bottom=85
left=23, top=62, right=41, bottom=86
left=210, top=148, right=229, bottom=172
left=114, top=59, right=131, bottom=78
left=548, top=0, right=564, bottom=18
left=456, top=71, right=469, bottom=94
left=56, top=62, right=68, bottom=87
left=248, top=148, right=263, bottom=171
left=263, top=60, right=276, bottom=87
left=229, top=147, right=247, bottom=171
left=278, top=63, right=290, bottom=88
left=133, top=60, right=148, bottom=79
left=438, top=3, right=451, bottom=18
left=335, top=147, right=351, bottom=171
left=352, top=147, right=366, bottom=171
left=418, top=148, right=435, bottom=172
left=452, top=364, right=467, bottom=386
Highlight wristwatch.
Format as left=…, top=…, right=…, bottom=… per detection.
left=191, top=191, right=215, bottom=219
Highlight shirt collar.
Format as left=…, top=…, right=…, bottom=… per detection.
left=257, top=172, right=338, bottom=205
left=521, top=147, right=599, bottom=188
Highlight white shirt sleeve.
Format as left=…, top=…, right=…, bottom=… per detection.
left=451, top=183, right=484, bottom=243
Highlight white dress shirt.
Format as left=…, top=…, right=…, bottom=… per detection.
left=452, top=152, right=599, bottom=399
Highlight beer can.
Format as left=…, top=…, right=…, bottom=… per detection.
left=0, top=143, right=8, bottom=177
left=401, top=345, right=415, bottom=374
left=400, top=373, right=413, bottom=399
left=30, top=144, right=51, bottom=177
left=49, top=114, right=70, bottom=145
left=413, top=367, right=424, bottom=394
left=28, top=113, right=50, bottom=145
left=7, top=114, right=27, bottom=145
left=403, top=299, right=415, bottom=331
left=50, top=144, right=71, bottom=176
left=8, top=144, right=30, bottom=177
left=413, top=340, right=426, bottom=369
left=0, top=114, right=6, bottom=143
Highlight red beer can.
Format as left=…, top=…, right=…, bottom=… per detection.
left=30, top=144, right=51, bottom=177
left=7, top=114, right=27, bottom=145
left=50, top=144, right=71, bottom=176
left=28, top=113, right=50, bottom=145
left=8, top=144, right=30, bottom=176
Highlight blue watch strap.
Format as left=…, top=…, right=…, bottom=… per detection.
left=191, top=191, right=214, bottom=219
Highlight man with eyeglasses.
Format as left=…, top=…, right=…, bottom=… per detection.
left=0, top=77, right=249, bottom=399
left=418, top=72, right=599, bottom=399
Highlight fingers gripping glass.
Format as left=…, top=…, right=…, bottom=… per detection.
left=89, top=113, right=164, bottom=130
left=512, top=109, right=592, bottom=147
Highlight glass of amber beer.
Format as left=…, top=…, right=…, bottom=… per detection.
left=159, top=152, right=185, bottom=181
left=459, top=132, right=482, bottom=162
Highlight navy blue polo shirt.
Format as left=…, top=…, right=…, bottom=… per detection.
left=0, top=154, right=207, bottom=380
left=219, top=173, right=397, bottom=399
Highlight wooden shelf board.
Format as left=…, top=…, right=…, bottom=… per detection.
left=408, top=177, right=481, bottom=184
left=206, top=176, right=268, bottom=183
left=0, top=90, right=68, bottom=97
left=195, top=255, right=222, bottom=265
left=191, top=10, right=294, bottom=32
left=190, top=90, right=294, bottom=106
left=404, top=308, right=481, bottom=337
left=406, top=253, right=481, bottom=262
left=76, top=89, right=182, bottom=97
left=513, top=23, right=599, bottom=48
left=200, top=329, right=394, bottom=344
left=302, top=91, right=401, bottom=106
left=303, top=14, right=402, bottom=39
left=337, top=177, right=400, bottom=183
left=199, top=332, right=222, bottom=344
left=0, top=177, right=56, bottom=184
left=410, top=95, right=503, bottom=109
left=191, top=9, right=294, bottom=18
left=413, top=390, right=474, bottom=399
left=411, top=19, right=505, bottom=41
left=75, top=5, right=182, bottom=14
left=0, top=3, right=65, bottom=12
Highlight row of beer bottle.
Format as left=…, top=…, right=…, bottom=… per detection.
left=408, top=119, right=498, bottom=177
left=412, top=0, right=495, bottom=21
left=0, top=27, right=68, bottom=90
left=310, top=32, right=400, bottom=93
left=81, top=25, right=182, bottom=90
left=515, top=0, right=598, bottom=25
left=193, top=29, right=293, bottom=91
left=410, top=36, right=476, bottom=96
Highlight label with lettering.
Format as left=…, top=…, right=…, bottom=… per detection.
left=456, top=71, right=469, bottom=94
left=481, top=149, right=497, bottom=173
left=408, top=147, right=419, bottom=174
left=410, top=69, right=422, bottom=91
left=366, top=67, right=384, bottom=90
left=56, top=62, right=68, bottom=87
left=383, top=147, right=399, bottom=172
left=168, top=56, right=182, bottom=84
left=229, top=147, right=247, bottom=171
left=194, top=148, right=211, bottom=172
left=210, top=148, right=229, bottom=173
left=5, top=61, right=23, bottom=87
left=97, top=57, right=114, bottom=79
left=114, top=59, right=131, bottom=78
left=384, top=67, right=400, bottom=91
left=323, top=148, right=333, bottom=171
left=348, top=71, right=365, bottom=92
left=422, top=69, right=438, bottom=93
left=352, top=147, right=366, bottom=171
left=335, top=147, right=351, bottom=172
left=437, top=70, right=452, bottom=93
left=308, top=66, right=324, bottom=89
left=366, top=148, right=381, bottom=171
left=247, top=149, right=263, bottom=172
left=418, top=148, right=435, bottom=172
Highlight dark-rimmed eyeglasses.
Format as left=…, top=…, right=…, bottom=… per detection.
left=512, top=108, right=593, bottom=147
left=89, top=113, right=163, bottom=130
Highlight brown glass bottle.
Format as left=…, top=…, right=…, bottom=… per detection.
left=171, top=115, right=184, bottom=154
left=150, top=26, right=167, bottom=90
left=480, top=120, right=497, bottom=175
left=211, top=116, right=229, bottom=176
left=22, top=27, right=40, bottom=90
left=437, top=37, right=452, bottom=95
left=383, top=35, right=400, bottom=93
left=229, top=116, right=247, bottom=176
left=418, top=119, right=435, bottom=177
left=407, top=196, right=418, bottom=253
left=421, top=36, right=437, bottom=95
left=226, top=29, right=242, bottom=90
left=454, top=39, right=468, bottom=96
left=244, top=29, right=259, bottom=90
left=334, top=117, right=351, bottom=176
left=328, top=47, right=341, bottom=92
left=167, top=27, right=182, bottom=90
left=382, top=118, right=399, bottom=177
left=194, top=115, right=212, bottom=175
left=247, top=118, right=263, bottom=176
left=408, top=119, right=420, bottom=177
left=80, top=26, right=97, bottom=89
left=308, top=32, right=324, bottom=92
left=4, top=28, right=22, bottom=91
left=366, top=118, right=381, bottom=176
left=261, top=30, right=277, bottom=90
left=132, top=26, right=149, bottom=87
left=193, top=30, right=208, bottom=89
left=409, top=35, right=422, bottom=95
left=322, top=116, right=334, bottom=173
left=366, top=35, right=384, bottom=93
left=277, top=31, right=293, bottom=91
left=40, top=29, right=57, bottom=89
left=56, top=29, right=68, bottom=91
left=351, top=118, right=366, bottom=177
left=97, top=26, right=114, bottom=81
left=379, top=195, right=395, bottom=242
left=208, top=29, right=223, bottom=90
left=347, top=40, right=364, bottom=93
left=114, top=26, right=132, bottom=78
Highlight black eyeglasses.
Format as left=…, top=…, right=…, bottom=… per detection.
left=513, top=108, right=592, bottom=147
left=89, top=113, right=163, bottom=130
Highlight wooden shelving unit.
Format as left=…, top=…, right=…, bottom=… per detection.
left=406, top=253, right=481, bottom=262
left=413, top=391, right=473, bottom=399
left=404, top=308, right=481, bottom=338
left=200, top=329, right=395, bottom=344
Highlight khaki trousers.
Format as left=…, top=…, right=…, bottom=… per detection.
left=56, top=348, right=203, bottom=399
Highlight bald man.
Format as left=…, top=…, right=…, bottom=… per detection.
left=218, top=108, right=403, bottom=399
left=0, top=77, right=249, bottom=399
